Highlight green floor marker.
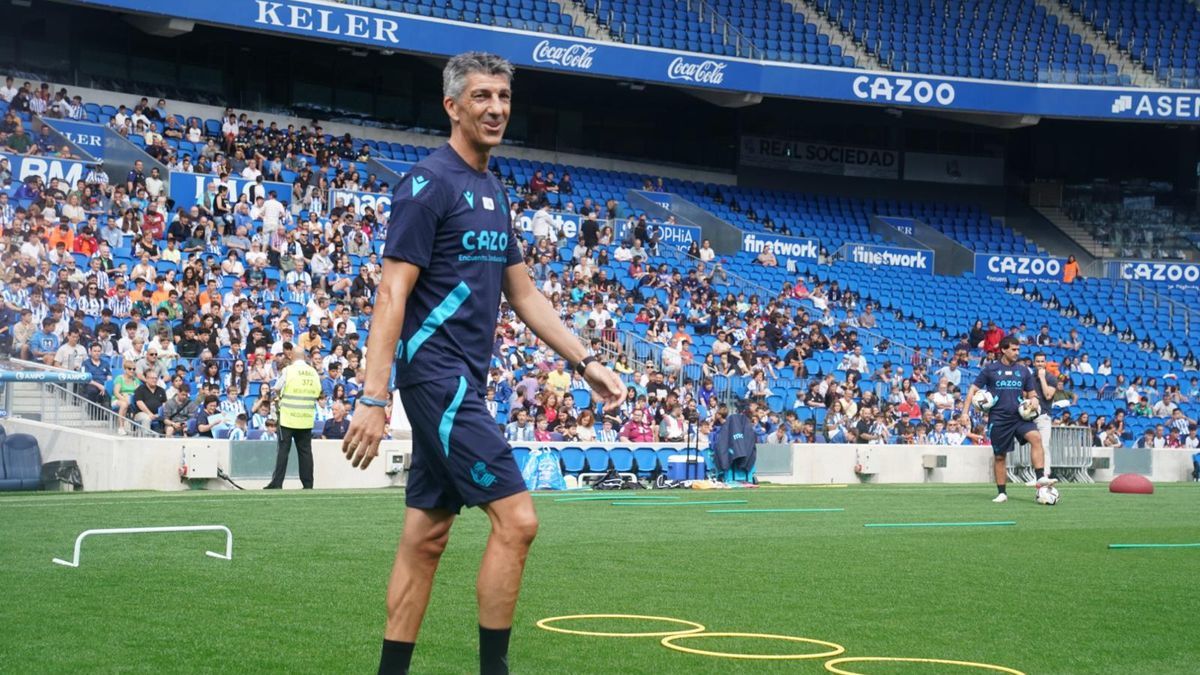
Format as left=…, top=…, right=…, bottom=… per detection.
left=864, top=521, right=1016, bottom=528
left=1108, top=543, right=1200, bottom=549
left=555, top=495, right=681, bottom=502
left=707, top=508, right=844, bottom=513
left=611, top=499, right=749, bottom=506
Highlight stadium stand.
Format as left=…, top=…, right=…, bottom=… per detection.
left=1068, top=0, right=1200, bottom=88
left=816, top=0, right=1130, bottom=85
left=2, top=72, right=1198, bottom=459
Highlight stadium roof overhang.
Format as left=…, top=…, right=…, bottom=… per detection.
left=54, top=0, right=1200, bottom=125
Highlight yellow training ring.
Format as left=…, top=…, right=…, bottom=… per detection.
left=660, top=632, right=846, bottom=660
left=535, top=614, right=706, bottom=638
left=824, top=656, right=1026, bottom=674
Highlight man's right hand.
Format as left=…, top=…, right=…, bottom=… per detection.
left=343, top=404, right=387, bottom=469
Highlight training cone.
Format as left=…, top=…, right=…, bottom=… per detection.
left=1109, top=473, right=1154, bottom=494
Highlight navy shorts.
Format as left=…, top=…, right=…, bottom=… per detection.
left=401, top=376, right=526, bottom=514
left=987, top=416, right=1039, bottom=457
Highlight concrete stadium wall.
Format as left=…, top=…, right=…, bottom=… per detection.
left=2, top=419, right=408, bottom=492
left=4, top=419, right=1196, bottom=492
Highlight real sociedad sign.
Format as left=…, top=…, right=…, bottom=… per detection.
left=742, top=232, right=820, bottom=261
left=169, top=173, right=292, bottom=209
left=64, top=0, right=1200, bottom=123
left=975, top=254, right=1066, bottom=283
left=2, top=153, right=91, bottom=185
left=330, top=188, right=391, bottom=219
left=1107, top=260, right=1200, bottom=287
left=846, top=243, right=933, bottom=273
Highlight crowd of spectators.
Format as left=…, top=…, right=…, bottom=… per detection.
left=1, top=76, right=1197, bottom=453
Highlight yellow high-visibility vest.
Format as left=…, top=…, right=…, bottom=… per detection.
left=278, top=362, right=320, bottom=429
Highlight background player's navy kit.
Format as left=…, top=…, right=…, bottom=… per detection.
left=384, top=145, right=526, bottom=513
left=974, top=362, right=1038, bottom=456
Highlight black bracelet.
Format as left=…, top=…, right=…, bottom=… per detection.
left=572, top=355, right=597, bottom=376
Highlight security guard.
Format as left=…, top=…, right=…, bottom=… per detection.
left=265, top=341, right=321, bottom=489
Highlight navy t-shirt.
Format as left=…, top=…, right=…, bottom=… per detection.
left=383, top=145, right=522, bottom=389
left=974, top=361, right=1035, bottom=421
left=1027, top=365, right=1053, bottom=415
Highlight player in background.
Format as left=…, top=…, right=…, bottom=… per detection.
left=1025, top=352, right=1057, bottom=486
left=960, top=336, right=1057, bottom=503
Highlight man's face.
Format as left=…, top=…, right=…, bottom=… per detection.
left=445, top=72, right=511, bottom=149
left=1033, top=355, right=1046, bottom=369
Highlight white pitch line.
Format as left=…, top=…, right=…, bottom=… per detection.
left=0, top=492, right=403, bottom=508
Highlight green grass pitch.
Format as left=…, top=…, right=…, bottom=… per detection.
left=2, top=483, right=1198, bottom=674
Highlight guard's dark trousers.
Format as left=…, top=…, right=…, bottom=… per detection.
left=267, top=426, right=314, bottom=489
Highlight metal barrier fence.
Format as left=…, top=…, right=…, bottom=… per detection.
left=1009, top=425, right=1094, bottom=483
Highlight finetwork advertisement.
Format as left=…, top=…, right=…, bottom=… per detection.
left=330, top=188, right=391, bottom=219
left=617, top=219, right=700, bottom=247
left=169, top=173, right=292, bottom=210
left=975, top=254, right=1066, bottom=283
left=1107, top=260, right=1200, bottom=288
left=740, top=135, right=899, bottom=179
left=844, top=243, right=933, bottom=273
left=1, top=153, right=93, bottom=185
left=742, top=232, right=820, bottom=262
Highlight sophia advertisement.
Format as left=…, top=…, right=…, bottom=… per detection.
left=616, top=219, right=701, bottom=247
left=62, top=0, right=1200, bottom=123
left=1106, top=260, right=1200, bottom=288
left=975, top=254, right=1067, bottom=283
left=844, top=243, right=934, bottom=273
left=2, top=153, right=94, bottom=185
left=740, top=136, right=899, bottom=179
left=330, top=188, right=391, bottom=219
left=168, top=173, right=292, bottom=210
left=742, top=232, right=820, bottom=262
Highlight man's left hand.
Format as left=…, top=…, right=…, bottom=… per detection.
left=584, top=363, right=626, bottom=413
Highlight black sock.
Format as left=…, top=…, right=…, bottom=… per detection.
left=1033, top=466, right=1044, bottom=478
left=997, top=484, right=1007, bottom=495
left=378, top=639, right=414, bottom=675
left=479, top=625, right=511, bottom=675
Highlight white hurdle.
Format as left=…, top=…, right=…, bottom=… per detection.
left=52, top=525, right=233, bottom=568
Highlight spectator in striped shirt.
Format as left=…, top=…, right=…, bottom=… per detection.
left=228, top=415, right=249, bottom=441
left=85, top=162, right=109, bottom=186
left=219, top=387, right=246, bottom=420
left=107, top=284, right=132, bottom=318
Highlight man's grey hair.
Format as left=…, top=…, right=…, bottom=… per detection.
left=443, top=52, right=515, bottom=99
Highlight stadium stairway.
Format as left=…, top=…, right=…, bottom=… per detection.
left=558, top=0, right=615, bottom=40
left=788, top=0, right=884, bottom=69
left=5, top=382, right=112, bottom=433
left=1038, top=0, right=1162, bottom=87
left=1031, top=204, right=1116, bottom=259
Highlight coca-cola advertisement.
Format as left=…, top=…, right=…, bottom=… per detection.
left=531, top=39, right=596, bottom=70
left=666, top=57, right=727, bottom=85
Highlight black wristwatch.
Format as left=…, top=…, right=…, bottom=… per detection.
left=573, top=355, right=598, bottom=376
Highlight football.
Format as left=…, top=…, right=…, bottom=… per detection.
left=1036, top=485, right=1060, bottom=505
left=972, top=390, right=997, bottom=412
left=1018, top=398, right=1040, bottom=421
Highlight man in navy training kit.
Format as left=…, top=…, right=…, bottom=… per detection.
left=341, top=52, right=627, bottom=675
left=960, top=336, right=1057, bottom=503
